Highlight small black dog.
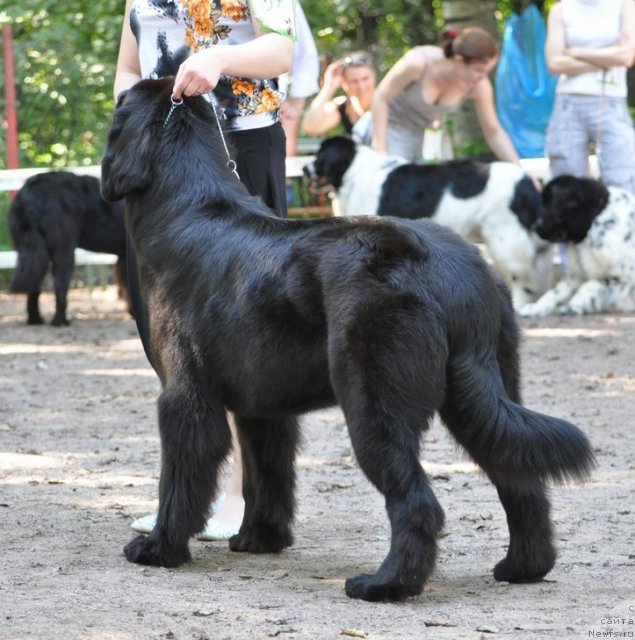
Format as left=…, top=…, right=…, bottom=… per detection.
left=8, top=170, right=129, bottom=325
left=101, top=78, right=594, bottom=602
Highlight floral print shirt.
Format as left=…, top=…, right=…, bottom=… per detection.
left=130, top=0, right=296, bottom=130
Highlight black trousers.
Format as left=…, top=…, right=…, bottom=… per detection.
left=126, top=121, right=288, bottom=369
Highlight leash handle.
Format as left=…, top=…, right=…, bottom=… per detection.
left=209, top=96, right=240, bottom=182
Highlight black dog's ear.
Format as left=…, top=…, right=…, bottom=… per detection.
left=510, top=175, right=543, bottom=230
left=565, top=178, right=609, bottom=242
left=101, top=130, right=154, bottom=202
left=100, top=96, right=155, bottom=202
left=115, top=90, right=129, bottom=109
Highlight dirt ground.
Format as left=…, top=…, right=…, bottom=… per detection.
left=0, top=285, right=633, bottom=640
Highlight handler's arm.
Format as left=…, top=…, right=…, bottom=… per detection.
left=473, top=79, right=521, bottom=164
left=371, top=48, right=425, bottom=154
left=545, top=2, right=598, bottom=76
left=113, top=0, right=142, bottom=99
left=172, top=29, right=293, bottom=99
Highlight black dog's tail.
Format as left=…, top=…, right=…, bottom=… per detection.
left=9, top=230, right=49, bottom=293
left=8, top=196, right=49, bottom=293
left=440, top=351, right=595, bottom=488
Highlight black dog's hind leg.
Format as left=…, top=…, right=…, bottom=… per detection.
left=124, top=387, right=232, bottom=567
left=343, top=405, right=445, bottom=602
left=491, top=484, right=555, bottom=582
left=229, top=415, right=299, bottom=554
left=333, top=311, right=448, bottom=602
left=440, top=331, right=557, bottom=584
left=26, top=290, right=44, bottom=325
left=491, top=299, right=556, bottom=582
left=50, top=247, right=75, bottom=326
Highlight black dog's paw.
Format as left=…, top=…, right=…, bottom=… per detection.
left=51, top=316, right=70, bottom=327
left=228, top=523, right=293, bottom=554
left=27, top=316, right=45, bottom=325
left=124, top=535, right=191, bottom=567
left=344, top=573, right=421, bottom=602
left=493, top=550, right=555, bottom=583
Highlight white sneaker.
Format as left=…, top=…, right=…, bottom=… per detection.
left=196, top=518, right=240, bottom=541
left=130, top=495, right=233, bottom=539
left=130, top=512, right=157, bottom=535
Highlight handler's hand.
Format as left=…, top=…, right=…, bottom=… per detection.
left=172, top=49, right=224, bottom=99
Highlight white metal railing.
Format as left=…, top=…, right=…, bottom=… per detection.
left=0, top=158, right=315, bottom=270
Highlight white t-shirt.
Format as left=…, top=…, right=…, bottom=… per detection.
left=557, top=0, right=627, bottom=97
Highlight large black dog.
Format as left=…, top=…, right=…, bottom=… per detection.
left=8, top=170, right=129, bottom=326
left=101, top=78, right=594, bottom=602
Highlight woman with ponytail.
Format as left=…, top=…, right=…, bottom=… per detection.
left=371, top=27, right=521, bottom=163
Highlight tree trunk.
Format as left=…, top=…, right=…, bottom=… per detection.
left=441, top=0, right=498, bottom=158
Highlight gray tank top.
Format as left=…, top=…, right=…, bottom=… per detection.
left=387, top=82, right=457, bottom=161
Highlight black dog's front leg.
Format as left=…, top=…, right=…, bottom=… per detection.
left=124, top=386, right=232, bottom=567
left=229, top=415, right=299, bottom=554
left=124, top=532, right=192, bottom=567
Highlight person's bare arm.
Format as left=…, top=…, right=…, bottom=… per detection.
left=569, top=0, right=635, bottom=68
left=371, top=48, right=427, bottom=154
left=172, top=31, right=293, bottom=99
left=113, top=0, right=142, bottom=99
left=301, top=61, right=345, bottom=135
left=545, top=2, right=598, bottom=76
left=472, top=79, right=521, bottom=164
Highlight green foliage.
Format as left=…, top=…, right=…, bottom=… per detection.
left=0, top=0, right=121, bottom=169
left=0, top=192, right=11, bottom=250
left=301, top=0, right=440, bottom=74
left=0, top=0, right=556, bottom=173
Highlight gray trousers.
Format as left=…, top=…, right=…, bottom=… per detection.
left=547, top=94, right=635, bottom=193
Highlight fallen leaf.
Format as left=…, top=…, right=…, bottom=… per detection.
left=340, top=628, right=367, bottom=638
left=424, top=620, right=457, bottom=628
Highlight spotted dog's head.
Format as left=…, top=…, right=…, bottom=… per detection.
left=303, top=136, right=357, bottom=193
left=537, top=175, right=609, bottom=244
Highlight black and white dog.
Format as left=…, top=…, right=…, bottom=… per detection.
left=519, top=175, right=635, bottom=316
left=101, top=78, right=593, bottom=602
left=8, top=171, right=130, bottom=325
left=305, top=136, right=553, bottom=308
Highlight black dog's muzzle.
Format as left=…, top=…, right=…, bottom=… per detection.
left=303, top=160, right=333, bottom=195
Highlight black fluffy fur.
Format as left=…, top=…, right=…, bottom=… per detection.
left=101, top=78, right=595, bottom=602
left=8, top=171, right=130, bottom=326
left=537, top=175, right=610, bottom=243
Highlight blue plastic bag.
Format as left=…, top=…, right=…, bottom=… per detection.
left=495, top=4, right=557, bottom=158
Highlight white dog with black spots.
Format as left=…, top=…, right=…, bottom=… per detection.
left=519, top=175, right=635, bottom=316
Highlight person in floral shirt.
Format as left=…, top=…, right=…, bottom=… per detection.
left=114, top=0, right=296, bottom=540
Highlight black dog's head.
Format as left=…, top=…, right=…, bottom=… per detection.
left=303, top=136, right=357, bottom=192
left=536, top=175, right=609, bottom=243
left=101, top=77, right=222, bottom=202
